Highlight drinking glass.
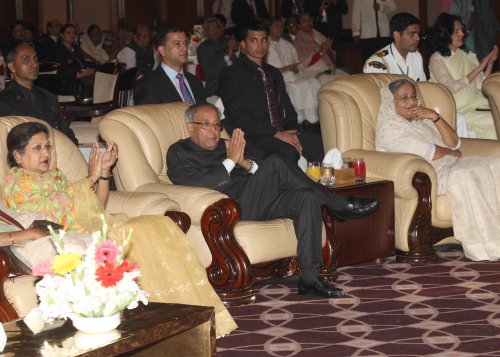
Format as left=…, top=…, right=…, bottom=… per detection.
left=342, top=157, right=353, bottom=168
left=320, top=163, right=335, bottom=187
left=351, top=158, right=366, bottom=183
left=306, top=162, right=321, bottom=182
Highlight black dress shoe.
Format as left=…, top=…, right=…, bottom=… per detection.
left=330, top=196, right=380, bottom=221
left=298, top=276, right=345, bottom=298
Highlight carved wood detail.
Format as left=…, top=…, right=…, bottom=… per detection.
left=0, top=251, right=20, bottom=322
left=397, top=172, right=438, bottom=263
left=164, top=211, right=191, bottom=234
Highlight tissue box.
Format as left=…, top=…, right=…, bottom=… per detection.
left=335, top=168, right=355, bottom=185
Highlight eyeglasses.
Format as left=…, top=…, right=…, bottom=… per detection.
left=395, top=94, right=419, bottom=103
left=28, top=144, right=53, bottom=152
left=191, top=121, right=223, bottom=131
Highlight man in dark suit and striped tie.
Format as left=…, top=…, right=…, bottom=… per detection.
left=134, top=27, right=206, bottom=105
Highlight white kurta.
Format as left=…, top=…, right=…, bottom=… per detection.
left=376, top=85, right=500, bottom=261
left=266, top=38, right=321, bottom=123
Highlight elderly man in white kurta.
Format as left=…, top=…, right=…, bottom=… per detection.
left=266, top=17, right=321, bottom=124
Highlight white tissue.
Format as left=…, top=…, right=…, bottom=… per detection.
left=0, top=322, right=5, bottom=351
left=323, top=149, right=343, bottom=169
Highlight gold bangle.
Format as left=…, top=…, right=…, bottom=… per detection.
left=8, top=232, right=15, bottom=245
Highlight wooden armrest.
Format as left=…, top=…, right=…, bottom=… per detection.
left=164, top=211, right=191, bottom=234
left=0, top=250, right=20, bottom=322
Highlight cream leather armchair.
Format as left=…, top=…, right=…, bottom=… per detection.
left=318, top=73, right=500, bottom=262
left=481, top=72, right=500, bottom=139
left=98, top=103, right=335, bottom=305
left=0, top=116, right=189, bottom=322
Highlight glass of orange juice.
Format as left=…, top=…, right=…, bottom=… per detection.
left=306, top=162, right=321, bottom=182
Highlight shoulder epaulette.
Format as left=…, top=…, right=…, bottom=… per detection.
left=367, top=61, right=387, bottom=70
left=376, top=50, right=389, bottom=58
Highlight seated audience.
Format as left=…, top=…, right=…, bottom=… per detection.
left=2, top=21, right=26, bottom=59
left=377, top=79, right=500, bottom=261
left=282, top=15, right=299, bottom=43
left=80, top=24, right=110, bottom=65
left=0, top=44, right=78, bottom=144
left=52, top=23, right=95, bottom=99
left=365, top=12, right=470, bottom=138
left=429, top=13, right=498, bottom=140
left=218, top=21, right=324, bottom=164
left=37, top=19, right=62, bottom=62
left=1, top=122, right=237, bottom=338
left=197, top=17, right=238, bottom=97
left=167, top=102, right=380, bottom=298
left=23, top=22, right=38, bottom=49
left=315, top=0, right=348, bottom=65
left=212, top=0, right=234, bottom=28
left=134, top=27, right=206, bottom=105
left=266, top=17, right=321, bottom=124
left=293, top=12, right=343, bottom=85
left=231, top=0, right=270, bottom=27
left=117, top=24, right=158, bottom=77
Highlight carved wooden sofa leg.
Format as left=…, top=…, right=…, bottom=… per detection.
left=397, top=172, right=438, bottom=263
left=0, top=251, right=20, bottom=322
left=201, top=199, right=339, bottom=306
left=164, top=211, right=191, bottom=234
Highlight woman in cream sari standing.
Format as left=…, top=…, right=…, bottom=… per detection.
left=1, top=122, right=237, bottom=338
left=376, top=78, right=500, bottom=261
left=429, top=13, right=498, bottom=139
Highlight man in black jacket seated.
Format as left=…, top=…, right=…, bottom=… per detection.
left=218, top=21, right=323, bottom=164
left=0, top=44, right=78, bottom=144
left=134, top=27, right=206, bottom=105
left=167, top=102, right=380, bottom=298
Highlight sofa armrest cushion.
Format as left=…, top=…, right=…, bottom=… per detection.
left=107, top=191, right=179, bottom=217
left=460, top=138, right=500, bottom=157
left=4, top=275, right=38, bottom=318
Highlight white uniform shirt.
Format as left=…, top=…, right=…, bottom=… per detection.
left=363, top=43, right=427, bottom=82
left=352, top=0, right=397, bottom=39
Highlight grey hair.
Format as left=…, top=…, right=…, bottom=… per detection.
left=185, top=102, right=220, bottom=123
left=203, top=17, right=222, bottom=33
left=388, top=78, right=415, bottom=95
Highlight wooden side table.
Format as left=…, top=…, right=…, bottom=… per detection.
left=327, top=180, right=395, bottom=267
left=1, top=302, right=215, bottom=356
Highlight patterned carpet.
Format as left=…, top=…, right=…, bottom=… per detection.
left=216, top=250, right=500, bottom=356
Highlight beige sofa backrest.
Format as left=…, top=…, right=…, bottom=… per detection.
left=0, top=116, right=88, bottom=183
left=318, top=73, right=457, bottom=153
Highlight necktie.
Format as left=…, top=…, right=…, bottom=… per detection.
left=257, top=67, right=283, bottom=131
left=374, top=0, right=381, bottom=38
left=176, top=72, right=195, bottom=104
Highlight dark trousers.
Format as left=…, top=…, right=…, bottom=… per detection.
left=250, top=132, right=324, bottom=164
left=236, top=155, right=347, bottom=274
left=360, top=37, right=391, bottom=61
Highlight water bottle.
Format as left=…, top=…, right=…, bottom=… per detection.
left=0, top=55, right=5, bottom=90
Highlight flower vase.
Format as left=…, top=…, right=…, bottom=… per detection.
left=71, top=312, right=121, bottom=334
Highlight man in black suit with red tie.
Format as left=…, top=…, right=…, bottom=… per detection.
left=167, top=102, right=380, bottom=299
left=218, top=21, right=324, bottom=164
left=134, top=27, right=206, bottom=105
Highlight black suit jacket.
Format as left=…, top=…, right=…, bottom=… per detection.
left=231, top=0, right=270, bottom=26
left=218, top=56, right=299, bottom=139
left=133, top=66, right=206, bottom=105
left=0, top=81, right=78, bottom=144
left=167, top=138, right=262, bottom=200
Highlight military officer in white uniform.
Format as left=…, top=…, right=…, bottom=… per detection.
left=364, top=12, right=426, bottom=81
left=365, top=12, right=470, bottom=137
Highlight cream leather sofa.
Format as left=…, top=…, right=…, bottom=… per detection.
left=98, top=103, right=335, bottom=305
left=481, top=72, right=500, bottom=139
left=318, top=73, right=500, bottom=262
left=0, top=116, right=188, bottom=322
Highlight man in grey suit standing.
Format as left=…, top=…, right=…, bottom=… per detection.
left=134, top=27, right=206, bottom=105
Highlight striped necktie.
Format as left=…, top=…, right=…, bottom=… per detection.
left=176, top=72, right=195, bottom=104
left=257, top=67, right=283, bottom=131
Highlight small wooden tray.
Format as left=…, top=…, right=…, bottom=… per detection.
left=335, top=168, right=356, bottom=185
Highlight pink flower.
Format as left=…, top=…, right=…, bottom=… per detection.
left=33, top=260, right=54, bottom=276
left=95, top=240, right=119, bottom=265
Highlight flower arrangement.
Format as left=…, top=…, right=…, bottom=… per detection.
left=188, top=24, right=206, bottom=55
left=33, top=216, right=148, bottom=323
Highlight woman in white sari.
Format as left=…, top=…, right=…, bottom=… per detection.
left=80, top=24, right=110, bottom=65
left=429, top=13, right=498, bottom=139
left=376, top=78, right=500, bottom=261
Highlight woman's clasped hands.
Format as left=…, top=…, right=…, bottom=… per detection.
left=87, top=142, right=119, bottom=185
